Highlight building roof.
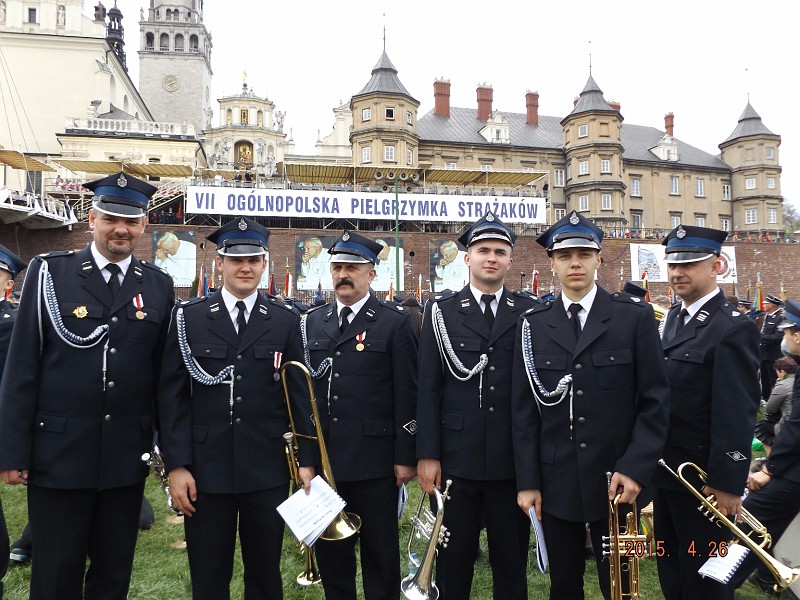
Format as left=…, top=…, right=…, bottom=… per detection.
left=97, top=104, right=136, bottom=120
left=564, top=75, right=621, bottom=121
left=354, top=51, right=416, bottom=101
left=417, top=107, right=728, bottom=170
left=722, top=102, right=777, bottom=144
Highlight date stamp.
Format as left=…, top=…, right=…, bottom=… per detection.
left=622, top=540, right=729, bottom=558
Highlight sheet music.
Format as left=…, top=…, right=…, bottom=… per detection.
left=276, top=475, right=347, bottom=546
left=698, top=543, right=749, bottom=583
left=529, top=507, right=548, bottom=573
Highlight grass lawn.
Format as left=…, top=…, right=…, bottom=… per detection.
left=0, top=477, right=780, bottom=599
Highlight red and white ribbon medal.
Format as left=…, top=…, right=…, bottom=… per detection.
left=273, top=351, right=282, bottom=381
left=133, top=294, right=146, bottom=319
left=355, top=331, right=366, bottom=352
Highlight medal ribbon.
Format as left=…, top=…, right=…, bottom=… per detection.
left=274, top=351, right=282, bottom=372
left=132, top=294, right=144, bottom=311
left=356, top=331, right=366, bottom=346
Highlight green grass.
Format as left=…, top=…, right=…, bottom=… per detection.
left=0, top=478, right=779, bottom=599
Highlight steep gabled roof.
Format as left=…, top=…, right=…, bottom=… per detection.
left=353, top=51, right=416, bottom=101
left=562, top=75, right=620, bottom=122
left=722, top=102, right=777, bottom=144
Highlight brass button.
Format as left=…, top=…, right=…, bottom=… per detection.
left=332, top=395, right=339, bottom=401
left=488, top=407, right=495, bottom=413
left=459, top=342, right=465, bottom=348
left=335, top=351, right=342, bottom=357
left=334, top=373, right=340, bottom=378
left=609, top=356, right=615, bottom=362
left=332, top=417, right=339, bottom=424
left=237, top=354, right=242, bottom=360
left=489, top=386, right=495, bottom=392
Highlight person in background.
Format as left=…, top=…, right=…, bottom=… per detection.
left=754, top=356, right=797, bottom=455
left=760, top=295, right=785, bottom=400
left=654, top=225, right=760, bottom=600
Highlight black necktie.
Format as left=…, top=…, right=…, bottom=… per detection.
left=481, top=294, right=495, bottom=329
left=105, top=263, right=121, bottom=297
left=339, top=306, right=352, bottom=335
left=568, top=303, right=582, bottom=339
left=235, top=300, right=247, bottom=342
left=674, top=308, right=689, bottom=337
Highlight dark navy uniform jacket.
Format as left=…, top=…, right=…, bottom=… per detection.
left=0, top=246, right=174, bottom=490
left=761, top=308, right=785, bottom=362
left=159, top=290, right=303, bottom=494
left=654, top=290, right=761, bottom=495
left=417, top=286, right=538, bottom=481
left=301, top=294, right=417, bottom=481
left=0, top=299, right=17, bottom=384
left=511, top=287, right=670, bottom=523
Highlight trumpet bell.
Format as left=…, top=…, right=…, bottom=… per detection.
left=400, top=577, right=439, bottom=600
left=322, top=511, right=362, bottom=542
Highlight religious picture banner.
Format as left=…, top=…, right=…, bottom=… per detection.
left=628, top=243, right=738, bottom=284
left=430, top=239, right=468, bottom=293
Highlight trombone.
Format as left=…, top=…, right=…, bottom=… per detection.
left=602, top=472, right=646, bottom=600
left=280, top=360, right=362, bottom=542
left=659, top=459, right=800, bottom=592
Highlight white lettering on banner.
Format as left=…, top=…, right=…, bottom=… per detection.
left=186, top=186, right=546, bottom=224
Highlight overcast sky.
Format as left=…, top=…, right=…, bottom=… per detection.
left=113, top=0, right=798, bottom=207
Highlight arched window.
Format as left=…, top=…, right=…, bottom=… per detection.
left=145, top=32, right=154, bottom=50
left=174, top=34, right=184, bottom=51
left=240, top=108, right=249, bottom=125
left=189, top=34, right=199, bottom=52
left=173, top=9, right=180, bottom=21
left=123, top=95, right=129, bottom=113
left=257, top=110, right=263, bottom=127
left=165, top=8, right=172, bottom=20
left=226, top=109, right=232, bottom=126
left=159, top=33, right=169, bottom=51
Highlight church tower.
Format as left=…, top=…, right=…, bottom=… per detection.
left=137, top=0, right=212, bottom=132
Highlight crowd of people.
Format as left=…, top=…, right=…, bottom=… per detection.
left=0, top=171, right=797, bottom=600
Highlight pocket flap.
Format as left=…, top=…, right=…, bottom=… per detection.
left=441, top=411, right=464, bottom=431
left=536, top=354, right=567, bottom=370
left=189, top=342, right=228, bottom=359
left=306, top=338, right=331, bottom=351
left=363, top=419, right=393, bottom=436
left=254, top=345, right=285, bottom=359
left=126, top=305, right=161, bottom=323
left=450, top=337, right=482, bottom=352
left=61, top=302, right=103, bottom=320
left=34, top=413, right=67, bottom=433
left=360, top=339, right=387, bottom=352
left=671, top=348, right=707, bottom=364
left=592, top=348, right=633, bottom=367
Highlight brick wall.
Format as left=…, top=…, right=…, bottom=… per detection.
left=2, top=222, right=797, bottom=302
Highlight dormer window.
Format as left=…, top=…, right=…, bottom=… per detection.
left=479, top=112, right=509, bottom=144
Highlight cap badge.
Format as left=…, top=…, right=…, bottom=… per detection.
left=238, top=217, right=248, bottom=231
left=569, top=212, right=580, bottom=225
left=676, top=225, right=686, bottom=239
left=342, top=232, right=350, bottom=242
left=117, top=173, right=128, bottom=188
left=486, top=212, right=495, bottom=222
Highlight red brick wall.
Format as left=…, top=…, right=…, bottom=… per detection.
left=2, top=222, right=797, bottom=302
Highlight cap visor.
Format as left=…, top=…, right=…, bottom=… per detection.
left=330, top=254, right=370, bottom=264
left=217, top=245, right=267, bottom=257
left=93, top=200, right=145, bottom=218
left=550, top=238, right=600, bottom=252
left=778, top=319, right=799, bottom=331
left=664, top=251, right=715, bottom=264
left=467, top=232, right=514, bottom=246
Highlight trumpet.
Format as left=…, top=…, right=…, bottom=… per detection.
left=659, top=459, right=800, bottom=592
left=602, top=472, right=646, bottom=600
left=401, top=480, right=453, bottom=600
left=280, top=360, right=362, bottom=542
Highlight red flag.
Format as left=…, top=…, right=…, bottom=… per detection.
left=765, top=230, right=772, bottom=243
left=746, top=232, right=753, bottom=243
left=532, top=269, right=539, bottom=294
left=757, top=231, right=763, bottom=243
left=641, top=271, right=651, bottom=303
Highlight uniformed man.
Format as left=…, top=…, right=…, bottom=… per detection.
left=160, top=217, right=302, bottom=599
left=417, top=212, right=538, bottom=600
left=296, top=230, right=418, bottom=600
left=511, top=210, right=670, bottom=600
left=653, top=225, right=760, bottom=600
left=0, top=244, right=26, bottom=598
left=0, top=172, right=174, bottom=599
left=732, top=298, right=800, bottom=593
left=760, top=294, right=785, bottom=400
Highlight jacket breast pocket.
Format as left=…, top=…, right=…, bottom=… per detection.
left=668, top=348, right=708, bottom=388
left=59, top=302, right=104, bottom=336
left=253, top=344, right=286, bottom=360
left=306, top=338, right=331, bottom=353
left=592, top=348, right=634, bottom=391
left=535, top=353, right=567, bottom=371
left=351, top=339, right=389, bottom=374
left=127, top=306, right=162, bottom=343
left=190, top=342, right=228, bottom=359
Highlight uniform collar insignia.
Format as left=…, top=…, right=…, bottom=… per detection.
left=696, top=310, right=709, bottom=322
left=732, top=310, right=740, bottom=317
left=258, top=305, right=268, bottom=314
left=461, top=298, right=471, bottom=306
left=631, top=297, right=641, bottom=302
left=366, top=308, right=376, bottom=320
left=506, top=297, right=514, bottom=306
left=133, top=266, right=143, bottom=279
left=403, top=420, right=417, bottom=435
left=209, top=303, right=220, bottom=312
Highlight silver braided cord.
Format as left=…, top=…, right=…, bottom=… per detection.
left=176, top=307, right=234, bottom=385
left=299, top=313, right=333, bottom=379
left=37, top=259, right=108, bottom=349
left=431, top=301, right=488, bottom=381
left=658, top=310, right=668, bottom=339
left=521, top=318, right=572, bottom=406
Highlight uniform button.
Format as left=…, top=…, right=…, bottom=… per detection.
left=332, top=395, right=338, bottom=401
left=235, top=396, right=242, bottom=403
left=609, top=356, right=615, bottom=362
left=205, top=349, right=211, bottom=354
left=235, top=375, right=242, bottom=381
left=684, top=353, right=690, bottom=358
left=335, top=351, right=342, bottom=357
left=237, top=354, right=243, bottom=360
left=459, top=342, right=465, bottom=348
left=488, top=365, right=495, bottom=372
left=545, top=360, right=551, bottom=366
left=314, top=342, right=319, bottom=347
left=664, top=356, right=669, bottom=361
left=575, top=363, right=582, bottom=370
left=109, top=347, right=117, bottom=354
left=332, top=417, right=339, bottom=424
left=488, top=347, right=494, bottom=353
left=235, top=418, right=241, bottom=425
left=489, top=386, right=495, bottom=392
left=488, top=407, right=495, bottom=413
left=111, top=316, right=118, bottom=323
left=578, top=416, right=586, bottom=424
left=579, top=443, right=587, bottom=450
left=107, top=381, right=115, bottom=388
left=104, top=414, right=111, bottom=421
left=334, top=373, right=340, bottom=378
left=38, top=421, right=44, bottom=427
left=576, top=389, right=584, bottom=396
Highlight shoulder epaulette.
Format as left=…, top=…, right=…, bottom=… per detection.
left=304, top=302, right=331, bottom=314
left=610, top=291, right=648, bottom=307
left=179, top=296, right=207, bottom=307
left=380, top=300, right=406, bottom=313
left=266, top=295, right=296, bottom=312
left=523, top=299, right=555, bottom=316
left=720, top=301, right=750, bottom=321
left=513, top=290, right=540, bottom=302
left=139, top=260, right=171, bottom=278
left=37, top=250, right=73, bottom=259
left=430, top=289, right=458, bottom=303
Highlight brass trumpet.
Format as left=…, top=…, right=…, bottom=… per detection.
left=280, top=360, right=362, bottom=542
left=602, top=472, right=646, bottom=600
left=401, top=480, right=453, bottom=600
left=659, top=459, right=800, bottom=592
